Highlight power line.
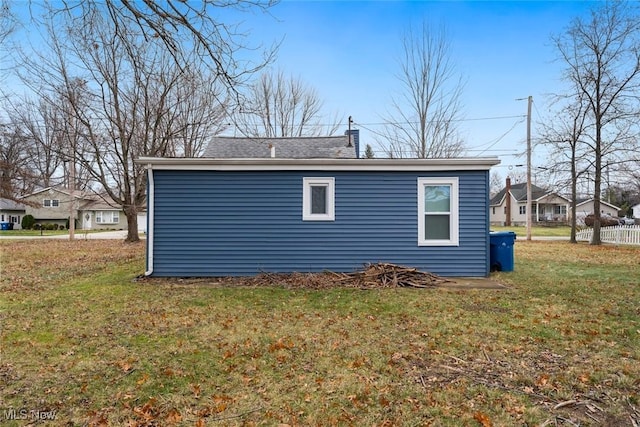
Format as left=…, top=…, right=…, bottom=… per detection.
left=474, top=117, right=527, bottom=156
left=352, top=114, right=526, bottom=127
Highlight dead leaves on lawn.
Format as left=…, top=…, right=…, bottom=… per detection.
left=404, top=348, right=639, bottom=426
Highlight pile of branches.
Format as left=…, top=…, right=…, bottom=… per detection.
left=224, top=263, right=451, bottom=290
left=333, top=262, right=452, bottom=289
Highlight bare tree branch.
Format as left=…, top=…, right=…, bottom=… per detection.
left=378, top=22, right=466, bottom=159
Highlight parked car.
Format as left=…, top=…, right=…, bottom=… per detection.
left=621, top=217, right=635, bottom=226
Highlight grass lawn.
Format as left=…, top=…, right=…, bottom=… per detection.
left=0, top=229, right=117, bottom=237
left=1, top=240, right=638, bottom=426
left=490, top=225, right=573, bottom=237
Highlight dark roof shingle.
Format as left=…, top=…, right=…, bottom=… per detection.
left=203, top=135, right=357, bottom=159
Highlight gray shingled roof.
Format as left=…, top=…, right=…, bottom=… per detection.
left=203, top=135, right=357, bottom=159
left=490, top=182, right=549, bottom=206
left=0, top=197, right=27, bottom=211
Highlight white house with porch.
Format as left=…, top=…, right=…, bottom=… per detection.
left=490, top=178, right=571, bottom=226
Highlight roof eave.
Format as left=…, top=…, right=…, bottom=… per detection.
left=136, top=157, right=501, bottom=171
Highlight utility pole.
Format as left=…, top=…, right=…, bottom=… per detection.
left=526, top=95, right=532, bottom=241
left=516, top=96, right=533, bottom=241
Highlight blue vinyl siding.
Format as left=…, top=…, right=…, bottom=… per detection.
left=151, top=169, right=490, bottom=277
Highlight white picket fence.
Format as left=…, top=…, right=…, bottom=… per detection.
left=576, top=225, right=640, bottom=245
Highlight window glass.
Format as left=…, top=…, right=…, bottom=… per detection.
left=310, top=185, right=327, bottom=214
left=424, top=214, right=450, bottom=240
left=52, top=200, right=59, bottom=207
left=303, top=178, right=335, bottom=221
left=424, top=185, right=450, bottom=212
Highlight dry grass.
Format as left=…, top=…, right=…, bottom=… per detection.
left=0, top=239, right=639, bottom=426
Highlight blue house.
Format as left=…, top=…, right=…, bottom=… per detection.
left=137, top=157, right=500, bottom=278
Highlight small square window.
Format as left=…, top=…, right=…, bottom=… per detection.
left=52, top=199, right=59, bottom=207
left=43, top=199, right=51, bottom=207
left=303, top=177, right=335, bottom=221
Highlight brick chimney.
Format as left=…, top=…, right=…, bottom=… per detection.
left=505, top=177, right=512, bottom=226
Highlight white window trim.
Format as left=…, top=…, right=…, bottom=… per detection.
left=417, top=177, right=459, bottom=247
left=302, top=177, right=335, bottom=221
left=95, top=210, right=120, bottom=224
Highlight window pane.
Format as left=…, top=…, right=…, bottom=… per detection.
left=424, top=185, right=450, bottom=212
left=424, top=214, right=450, bottom=240
left=311, top=185, right=327, bottom=214
left=44, top=199, right=51, bottom=207
left=52, top=200, right=59, bottom=207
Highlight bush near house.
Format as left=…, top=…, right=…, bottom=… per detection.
left=21, top=214, right=35, bottom=229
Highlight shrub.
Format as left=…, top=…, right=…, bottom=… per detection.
left=22, top=214, right=36, bottom=230
left=59, top=225, right=65, bottom=230
left=44, top=223, right=55, bottom=230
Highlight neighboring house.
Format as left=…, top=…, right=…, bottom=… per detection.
left=20, top=187, right=87, bottom=228
left=574, top=199, right=620, bottom=220
left=138, top=156, right=500, bottom=278
left=632, top=203, right=640, bottom=219
left=79, top=196, right=127, bottom=230
left=204, top=130, right=360, bottom=159
left=19, top=187, right=130, bottom=230
left=0, top=198, right=27, bottom=229
left=490, top=178, right=570, bottom=226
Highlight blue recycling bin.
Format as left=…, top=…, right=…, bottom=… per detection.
left=0, top=222, right=9, bottom=231
left=490, top=231, right=516, bottom=272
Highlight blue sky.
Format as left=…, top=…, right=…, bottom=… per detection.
left=229, top=0, right=594, bottom=170
left=5, top=1, right=594, bottom=173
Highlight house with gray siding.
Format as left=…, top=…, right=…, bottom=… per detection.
left=0, top=198, right=27, bottom=229
left=138, top=157, right=500, bottom=278
left=19, top=187, right=129, bottom=230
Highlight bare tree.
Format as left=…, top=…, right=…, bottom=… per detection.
left=235, top=70, right=341, bottom=137
left=167, top=68, right=230, bottom=157
left=47, top=1, right=278, bottom=94
left=552, top=1, right=640, bottom=244
left=378, top=22, right=465, bottom=158
left=489, top=170, right=503, bottom=198
left=14, top=8, right=236, bottom=242
left=11, top=1, right=273, bottom=241
left=0, top=122, right=35, bottom=198
left=539, top=92, right=591, bottom=243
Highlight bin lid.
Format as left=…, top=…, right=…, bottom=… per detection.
left=489, top=231, right=516, bottom=236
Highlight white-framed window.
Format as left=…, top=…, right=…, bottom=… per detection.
left=302, top=177, right=335, bottom=221
left=95, top=211, right=120, bottom=224
left=417, top=177, right=459, bottom=246
left=519, top=206, right=526, bottom=215
left=554, top=205, right=566, bottom=215
left=43, top=199, right=59, bottom=207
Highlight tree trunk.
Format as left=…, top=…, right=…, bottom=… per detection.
left=570, top=161, right=578, bottom=244
left=124, top=207, right=140, bottom=243
left=591, top=119, right=602, bottom=245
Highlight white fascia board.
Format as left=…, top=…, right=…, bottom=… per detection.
left=137, top=157, right=501, bottom=172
